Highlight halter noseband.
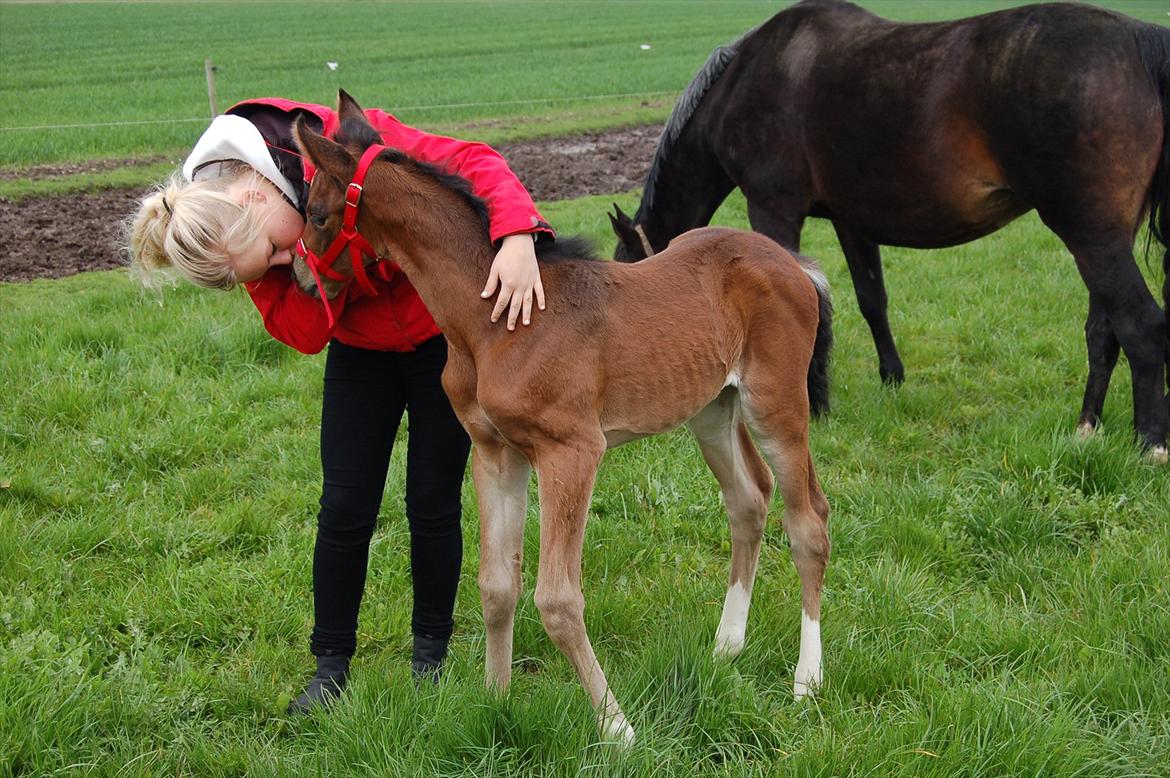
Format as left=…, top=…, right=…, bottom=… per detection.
left=295, top=143, right=390, bottom=328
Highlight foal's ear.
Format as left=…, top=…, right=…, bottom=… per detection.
left=293, top=116, right=354, bottom=178
left=335, top=89, right=380, bottom=148
left=338, top=89, right=365, bottom=123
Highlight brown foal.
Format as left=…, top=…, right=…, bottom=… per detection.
left=293, top=93, right=832, bottom=743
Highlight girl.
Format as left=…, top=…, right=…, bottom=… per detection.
left=128, top=97, right=553, bottom=713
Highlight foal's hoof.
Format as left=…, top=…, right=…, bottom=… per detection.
left=793, top=665, right=822, bottom=701
left=712, top=634, right=745, bottom=660
left=1147, top=445, right=1169, bottom=465
left=599, top=715, right=636, bottom=747
left=1075, top=421, right=1097, bottom=440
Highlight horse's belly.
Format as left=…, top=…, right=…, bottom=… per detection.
left=826, top=182, right=1028, bottom=248
left=813, top=116, right=1030, bottom=248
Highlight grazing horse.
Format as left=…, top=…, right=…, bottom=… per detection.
left=293, top=92, right=833, bottom=743
left=610, top=0, right=1170, bottom=459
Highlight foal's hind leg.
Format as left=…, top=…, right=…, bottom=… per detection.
left=739, top=376, right=830, bottom=699
left=687, top=390, right=773, bottom=659
left=1078, top=295, right=1121, bottom=437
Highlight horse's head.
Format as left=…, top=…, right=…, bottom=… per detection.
left=291, top=90, right=384, bottom=300
left=609, top=203, right=652, bottom=262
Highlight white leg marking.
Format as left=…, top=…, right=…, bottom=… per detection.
left=713, top=581, right=751, bottom=659
left=599, top=712, right=636, bottom=746
left=1149, top=445, right=1168, bottom=465
left=1076, top=421, right=1096, bottom=440
left=793, top=610, right=822, bottom=700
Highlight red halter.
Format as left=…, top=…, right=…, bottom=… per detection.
left=295, top=143, right=392, bottom=328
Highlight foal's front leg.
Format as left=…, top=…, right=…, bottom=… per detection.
left=471, top=437, right=532, bottom=689
left=530, top=438, right=635, bottom=743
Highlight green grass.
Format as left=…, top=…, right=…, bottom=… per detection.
left=3, top=0, right=1169, bottom=774
left=2, top=0, right=1165, bottom=168
left=3, top=190, right=1168, bottom=775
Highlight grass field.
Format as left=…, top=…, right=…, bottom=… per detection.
left=3, top=191, right=1169, bottom=775
left=1, top=0, right=1166, bottom=167
left=3, top=1, right=1170, bottom=776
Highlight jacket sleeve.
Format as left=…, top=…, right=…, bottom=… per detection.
left=365, top=110, right=554, bottom=244
left=243, top=268, right=349, bottom=355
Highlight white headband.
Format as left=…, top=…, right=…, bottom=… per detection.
left=182, top=113, right=300, bottom=207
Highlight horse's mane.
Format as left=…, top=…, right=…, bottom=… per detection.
left=639, top=31, right=750, bottom=220
left=336, top=116, right=597, bottom=263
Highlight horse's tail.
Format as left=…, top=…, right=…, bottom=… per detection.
left=795, top=254, right=834, bottom=418
left=1133, top=21, right=1170, bottom=386
left=1133, top=22, right=1170, bottom=315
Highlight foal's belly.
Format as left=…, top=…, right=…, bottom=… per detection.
left=599, top=361, right=731, bottom=448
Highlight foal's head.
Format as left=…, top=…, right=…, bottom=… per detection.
left=290, top=92, right=373, bottom=299
left=292, top=90, right=491, bottom=299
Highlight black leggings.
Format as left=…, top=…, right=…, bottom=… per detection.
left=310, top=336, right=471, bottom=658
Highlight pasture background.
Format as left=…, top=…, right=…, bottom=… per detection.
left=2, top=1, right=1169, bottom=776
left=0, top=0, right=1166, bottom=167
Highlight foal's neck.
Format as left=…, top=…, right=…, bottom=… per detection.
left=365, top=169, right=498, bottom=348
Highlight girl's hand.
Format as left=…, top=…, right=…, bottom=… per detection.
left=481, top=233, right=545, bottom=330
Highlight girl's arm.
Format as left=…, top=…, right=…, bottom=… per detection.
left=244, top=269, right=349, bottom=354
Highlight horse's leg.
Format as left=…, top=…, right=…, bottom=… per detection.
left=1077, top=295, right=1120, bottom=437
left=832, top=221, right=905, bottom=385
left=471, top=437, right=531, bottom=689
left=745, top=198, right=804, bottom=252
left=687, top=390, right=774, bottom=659
left=530, top=437, right=634, bottom=742
left=738, top=369, right=830, bottom=699
left=1067, top=239, right=1168, bottom=456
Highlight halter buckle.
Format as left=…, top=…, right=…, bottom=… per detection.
left=345, top=182, right=363, bottom=209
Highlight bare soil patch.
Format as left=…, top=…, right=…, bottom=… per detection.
left=0, top=125, right=660, bottom=283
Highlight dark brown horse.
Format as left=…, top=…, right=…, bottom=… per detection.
left=293, top=92, right=833, bottom=743
left=610, top=0, right=1170, bottom=460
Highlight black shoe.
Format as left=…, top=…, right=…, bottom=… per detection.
left=411, top=635, right=449, bottom=685
left=287, top=654, right=350, bottom=714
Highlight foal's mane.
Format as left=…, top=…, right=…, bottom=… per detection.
left=335, top=113, right=599, bottom=264
left=639, top=32, right=747, bottom=219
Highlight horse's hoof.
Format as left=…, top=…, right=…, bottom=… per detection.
left=1076, top=421, right=1097, bottom=440
left=1147, top=445, right=1168, bottom=465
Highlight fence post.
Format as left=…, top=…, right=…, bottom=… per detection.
left=204, top=59, right=219, bottom=117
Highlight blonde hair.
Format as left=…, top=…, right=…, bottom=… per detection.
left=126, top=161, right=267, bottom=291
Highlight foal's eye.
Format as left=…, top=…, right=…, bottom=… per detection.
left=309, top=208, right=328, bottom=228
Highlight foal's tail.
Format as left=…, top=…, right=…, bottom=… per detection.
left=795, top=255, right=834, bottom=418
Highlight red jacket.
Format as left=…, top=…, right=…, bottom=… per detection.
left=232, top=97, right=552, bottom=354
